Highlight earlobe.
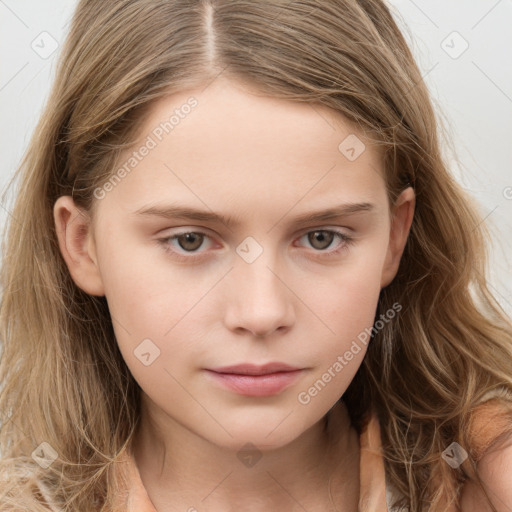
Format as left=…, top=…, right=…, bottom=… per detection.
left=53, top=195, right=105, bottom=296
left=380, top=187, right=415, bottom=288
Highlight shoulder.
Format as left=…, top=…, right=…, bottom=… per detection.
left=460, top=390, right=512, bottom=511
left=459, top=436, right=512, bottom=511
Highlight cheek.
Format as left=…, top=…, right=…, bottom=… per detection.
left=94, top=236, right=215, bottom=378
left=299, top=244, right=386, bottom=395
left=319, top=241, right=387, bottom=336
left=294, top=291, right=379, bottom=420
left=317, top=272, right=381, bottom=362
left=95, top=229, right=205, bottom=327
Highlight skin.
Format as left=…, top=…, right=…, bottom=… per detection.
left=460, top=440, right=512, bottom=512
left=54, top=77, right=415, bottom=511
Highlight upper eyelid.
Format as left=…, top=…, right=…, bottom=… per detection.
left=160, top=223, right=354, bottom=236
left=161, top=226, right=351, bottom=239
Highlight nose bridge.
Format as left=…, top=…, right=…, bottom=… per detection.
left=236, top=235, right=286, bottom=303
left=225, top=235, right=294, bottom=336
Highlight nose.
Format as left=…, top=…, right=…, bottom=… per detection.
left=223, top=250, right=295, bottom=338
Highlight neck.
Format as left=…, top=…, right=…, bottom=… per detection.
left=131, top=398, right=360, bottom=512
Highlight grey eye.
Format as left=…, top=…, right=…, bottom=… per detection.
left=306, top=230, right=336, bottom=250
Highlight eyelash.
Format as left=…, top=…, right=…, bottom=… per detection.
left=157, top=229, right=355, bottom=263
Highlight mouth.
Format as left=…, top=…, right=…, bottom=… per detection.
left=207, top=362, right=302, bottom=375
left=204, top=363, right=305, bottom=397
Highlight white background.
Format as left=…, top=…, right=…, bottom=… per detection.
left=0, top=1, right=511, bottom=314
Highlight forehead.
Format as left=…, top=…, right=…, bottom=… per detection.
left=96, top=77, right=387, bottom=222
left=138, top=77, right=373, bottom=159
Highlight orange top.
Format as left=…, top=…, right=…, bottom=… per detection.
left=110, top=390, right=512, bottom=512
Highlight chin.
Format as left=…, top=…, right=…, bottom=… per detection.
left=209, top=415, right=315, bottom=452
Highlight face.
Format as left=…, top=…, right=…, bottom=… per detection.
left=55, top=77, right=414, bottom=451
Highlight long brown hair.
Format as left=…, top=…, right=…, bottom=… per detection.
left=1, top=1, right=511, bottom=510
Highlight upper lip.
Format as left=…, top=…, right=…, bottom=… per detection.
left=207, top=363, right=302, bottom=375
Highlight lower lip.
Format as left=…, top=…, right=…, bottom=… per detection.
left=204, top=369, right=303, bottom=396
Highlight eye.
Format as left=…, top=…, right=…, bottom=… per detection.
left=158, top=231, right=212, bottom=259
left=169, top=232, right=206, bottom=252
left=296, top=229, right=354, bottom=256
left=157, top=228, right=354, bottom=262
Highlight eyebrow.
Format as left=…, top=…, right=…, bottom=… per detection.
left=133, top=201, right=375, bottom=228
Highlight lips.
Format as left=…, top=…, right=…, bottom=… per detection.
left=204, top=362, right=304, bottom=397
left=207, top=362, right=301, bottom=376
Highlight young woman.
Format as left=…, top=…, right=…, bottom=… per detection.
left=1, top=1, right=511, bottom=510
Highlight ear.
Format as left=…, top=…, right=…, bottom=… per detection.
left=380, top=187, right=415, bottom=288
left=53, top=196, right=105, bottom=296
